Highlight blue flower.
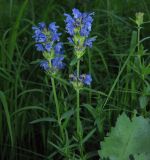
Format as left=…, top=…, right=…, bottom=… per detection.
left=72, top=8, right=82, bottom=19
left=35, top=44, right=44, bottom=51
left=38, top=33, right=47, bottom=43
left=83, top=74, right=92, bottom=85
left=64, top=13, right=75, bottom=36
left=68, top=37, right=74, bottom=44
left=52, top=56, right=65, bottom=69
left=38, top=22, right=46, bottom=30
left=49, top=22, right=59, bottom=33
left=70, top=73, right=92, bottom=86
left=48, top=22, right=61, bottom=42
left=45, top=43, right=52, bottom=52
left=40, top=61, right=50, bottom=71
left=32, top=30, right=39, bottom=40
left=51, top=32, right=61, bottom=42
left=84, top=37, right=96, bottom=48
left=54, top=42, right=63, bottom=54
left=80, top=12, right=94, bottom=37
left=33, top=32, right=47, bottom=43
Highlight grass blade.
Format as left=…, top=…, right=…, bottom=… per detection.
left=0, top=91, right=14, bottom=146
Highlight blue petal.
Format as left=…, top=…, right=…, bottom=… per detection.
left=52, top=56, right=65, bottom=69
left=54, top=42, right=63, bottom=54
left=45, top=43, right=52, bottom=52
left=84, top=37, right=96, bottom=48
left=38, top=22, right=46, bottom=30
left=49, top=22, right=59, bottom=33
left=51, top=32, right=61, bottom=42
left=40, top=61, right=50, bottom=71
left=68, top=37, right=74, bottom=44
left=72, top=8, right=82, bottom=19
left=36, top=33, right=47, bottom=43
left=64, top=13, right=75, bottom=35
left=35, top=44, right=44, bottom=51
left=83, top=74, right=92, bottom=85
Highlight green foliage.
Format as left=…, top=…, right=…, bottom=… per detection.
left=139, top=96, right=148, bottom=109
left=0, top=0, right=150, bottom=159
left=132, top=153, right=150, bottom=160
left=0, top=91, right=14, bottom=146
left=99, top=113, right=150, bottom=160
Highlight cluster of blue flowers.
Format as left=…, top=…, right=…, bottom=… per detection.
left=32, top=8, right=95, bottom=86
left=64, top=8, right=96, bottom=50
left=64, top=8, right=95, bottom=86
left=32, top=22, right=65, bottom=72
left=70, top=73, right=92, bottom=86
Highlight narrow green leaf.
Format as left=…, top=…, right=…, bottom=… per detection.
left=0, top=91, right=13, bottom=146
left=17, top=89, right=44, bottom=98
left=11, top=106, right=49, bottom=117
left=8, top=0, right=28, bottom=60
left=83, top=87, right=108, bottom=97
left=102, top=31, right=137, bottom=109
left=70, top=57, right=78, bottom=66
left=139, top=96, right=148, bottom=109
left=82, top=128, right=96, bottom=144
left=30, top=117, right=57, bottom=124
left=82, top=104, right=96, bottom=118
left=60, top=109, right=74, bottom=121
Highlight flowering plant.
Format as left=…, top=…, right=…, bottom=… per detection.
left=32, top=22, right=65, bottom=140
left=32, top=22, right=65, bottom=74
left=64, top=8, right=95, bottom=140
left=32, top=8, right=96, bottom=156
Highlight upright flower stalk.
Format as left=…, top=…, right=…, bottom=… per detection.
left=76, top=60, right=80, bottom=135
left=32, top=22, right=65, bottom=140
left=64, top=8, right=95, bottom=137
left=135, top=12, right=144, bottom=69
left=32, top=8, right=95, bottom=144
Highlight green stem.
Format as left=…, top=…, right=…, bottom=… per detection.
left=76, top=89, right=80, bottom=135
left=137, top=25, right=142, bottom=68
left=137, top=25, right=146, bottom=115
left=76, top=60, right=80, bottom=136
left=51, top=77, right=64, bottom=140
left=51, top=78, right=60, bottom=122
left=77, top=60, right=80, bottom=78
left=137, top=25, right=140, bottom=53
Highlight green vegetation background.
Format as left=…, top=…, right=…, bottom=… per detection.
left=0, top=0, right=150, bottom=159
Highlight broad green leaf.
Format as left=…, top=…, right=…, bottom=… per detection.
left=133, top=153, right=150, bottom=160
left=99, top=113, right=150, bottom=160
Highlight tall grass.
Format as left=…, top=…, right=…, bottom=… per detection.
left=0, top=0, right=150, bottom=159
